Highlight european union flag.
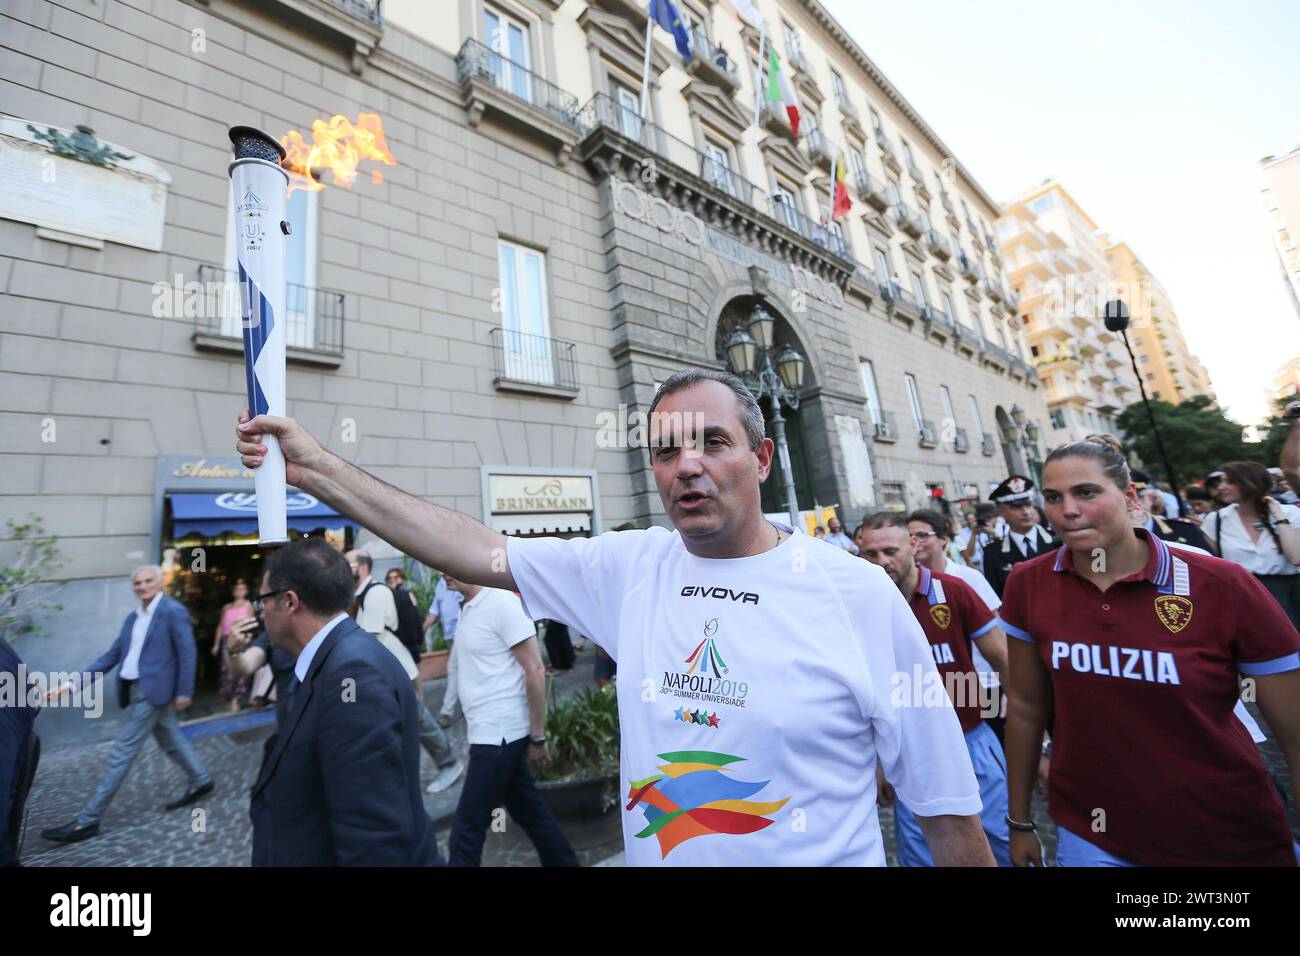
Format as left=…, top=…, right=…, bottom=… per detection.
left=650, top=0, right=693, bottom=62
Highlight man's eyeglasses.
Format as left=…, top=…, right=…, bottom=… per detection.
left=252, top=589, right=286, bottom=612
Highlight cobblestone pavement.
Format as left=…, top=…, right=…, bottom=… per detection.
left=17, top=669, right=1295, bottom=866
left=20, top=665, right=612, bottom=867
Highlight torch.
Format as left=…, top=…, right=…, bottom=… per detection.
left=228, top=126, right=290, bottom=545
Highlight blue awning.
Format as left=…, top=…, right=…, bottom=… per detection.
left=169, top=492, right=357, bottom=537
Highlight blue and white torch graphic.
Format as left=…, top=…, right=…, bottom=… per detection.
left=229, top=126, right=290, bottom=545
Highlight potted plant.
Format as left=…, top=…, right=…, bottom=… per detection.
left=534, top=684, right=620, bottom=821
left=419, top=629, right=451, bottom=680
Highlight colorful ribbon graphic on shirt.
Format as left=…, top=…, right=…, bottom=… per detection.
left=626, top=751, right=789, bottom=858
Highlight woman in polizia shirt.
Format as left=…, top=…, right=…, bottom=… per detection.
left=1203, top=462, right=1300, bottom=628
left=1000, top=436, right=1300, bottom=867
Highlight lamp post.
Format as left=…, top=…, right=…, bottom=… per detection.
left=1103, top=299, right=1184, bottom=516
left=724, top=304, right=807, bottom=528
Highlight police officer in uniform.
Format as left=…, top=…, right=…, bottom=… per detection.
left=1131, top=469, right=1212, bottom=551
left=983, top=475, right=1058, bottom=598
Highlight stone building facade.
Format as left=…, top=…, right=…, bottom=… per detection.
left=1, top=0, right=1046, bottom=723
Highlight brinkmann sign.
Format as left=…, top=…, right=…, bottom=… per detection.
left=488, top=475, right=594, bottom=514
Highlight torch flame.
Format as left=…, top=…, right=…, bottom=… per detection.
left=281, top=113, right=396, bottom=194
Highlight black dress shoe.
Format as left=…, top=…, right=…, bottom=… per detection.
left=164, top=780, right=214, bottom=811
left=41, top=821, right=101, bottom=844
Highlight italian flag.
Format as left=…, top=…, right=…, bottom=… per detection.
left=766, top=45, right=800, bottom=140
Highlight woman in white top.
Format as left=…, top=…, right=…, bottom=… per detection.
left=1204, top=461, right=1300, bottom=627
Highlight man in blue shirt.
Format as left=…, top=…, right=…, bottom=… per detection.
left=425, top=575, right=464, bottom=727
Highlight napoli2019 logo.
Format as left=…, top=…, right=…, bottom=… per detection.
left=626, top=751, right=789, bottom=858
left=685, top=620, right=727, bottom=676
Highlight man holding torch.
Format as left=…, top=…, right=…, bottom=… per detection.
left=237, top=368, right=993, bottom=866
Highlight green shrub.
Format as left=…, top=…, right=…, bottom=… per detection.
left=534, top=684, right=620, bottom=784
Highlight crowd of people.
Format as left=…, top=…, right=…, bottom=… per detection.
left=3, top=373, right=1297, bottom=868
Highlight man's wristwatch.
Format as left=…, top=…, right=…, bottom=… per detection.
left=528, top=736, right=546, bottom=747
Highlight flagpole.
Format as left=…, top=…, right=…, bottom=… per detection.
left=827, top=150, right=836, bottom=223
left=750, top=21, right=767, bottom=195
left=639, top=14, right=654, bottom=121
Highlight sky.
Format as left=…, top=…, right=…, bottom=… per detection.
left=823, top=0, right=1300, bottom=425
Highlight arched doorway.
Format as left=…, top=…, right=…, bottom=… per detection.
left=714, top=295, right=818, bottom=516
left=994, top=405, right=1027, bottom=477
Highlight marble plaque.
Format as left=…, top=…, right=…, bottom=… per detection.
left=0, top=118, right=171, bottom=251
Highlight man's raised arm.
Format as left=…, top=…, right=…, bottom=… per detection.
left=236, top=412, right=514, bottom=590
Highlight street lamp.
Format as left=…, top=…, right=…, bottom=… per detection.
left=724, top=304, right=807, bottom=527
left=1103, top=299, right=1184, bottom=516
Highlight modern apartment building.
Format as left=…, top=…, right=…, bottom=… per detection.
left=998, top=181, right=1138, bottom=443
left=1, top=0, right=1046, bottom=719
left=1260, top=141, right=1300, bottom=323
left=1103, top=238, right=1215, bottom=406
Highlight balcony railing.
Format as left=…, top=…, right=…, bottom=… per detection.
left=854, top=171, right=894, bottom=212
left=983, top=277, right=1005, bottom=302
left=325, top=0, right=383, bottom=25
left=877, top=132, right=901, bottom=172
left=789, top=46, right=811, bottom=74
left=803, top=127, right=834, bottom=171
left=954, top=427, right=970, bottom=453
left=457, top=39, right=583, bottom=131
left=940, top=191, right=955, bottom=213
left=894, top=202, right=926, bottom=238
left=880, top=278, right=919, bottom=313
left=981, top=432, right=996, bottom=456
left=837, top=94, right=859, bottom=121
left=489, top=327, right=578, bottom=392
left=925, top=230, right=952, bottom=260
left=872, top=410, right=899, bottom=442
left=193, top=264, right=345, bottom=359
left=580, top=94, right=852, bottom=260
left=689, top=25, right=740, bottom=88
left=918, top=419, right=938, bottom=448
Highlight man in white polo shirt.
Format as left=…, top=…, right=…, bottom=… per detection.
left=347, top=550, right=462, bottom=794
left=237, top=368, right=993, bottom=866
left=441, top=575, right=576, bottom=867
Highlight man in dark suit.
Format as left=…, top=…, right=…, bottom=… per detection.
left=250, top=537, right=441, bottom=866
left=1, top=639, right=39, bottom=865
left=982, top=475, right=1059, bottom=598
left=41, top=566, right=213, bottom=844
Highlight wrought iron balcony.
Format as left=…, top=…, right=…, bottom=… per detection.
left=918, top=418, right=939, bottom=448
left=894, top=202, right=926, bottom=238
left=872, top=410, right=899, bottom=442
left=880, top=278, right=920, bottom=314
left=489, top=327, right=579, bottom=395
left=325, top=0, right=382, bottom=25
left=877, top=133, right=901, bottom=173
left=803, top=127, right=834, bottom=172
left=457, top=39, right=583, bottom=162
left=981, top=432, right=996, bottom=456
left=954, top=427, right=970, bottom=453
left=191, top=264, right=345, bottom=366
left=688, top=25, right=740, bottom=92
left=982, top=277, right=1005, bottom=302
left=925, top=230, right=952, bottom=261
left=578, top=94, right=855, bottom=267
left=855, top=171, right=894, bottom=213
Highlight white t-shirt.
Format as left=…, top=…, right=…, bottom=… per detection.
left=507, top=526, right=980, bottom=867
left=455, top=587, right=537, bottom=746
left=1201, top=504, right=1300, bottom=576
left=355, top=577, right=418, bottom=680
left=937, top=559, right=1002, bottom=691
left=354, top=577, right=399, bottom=636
